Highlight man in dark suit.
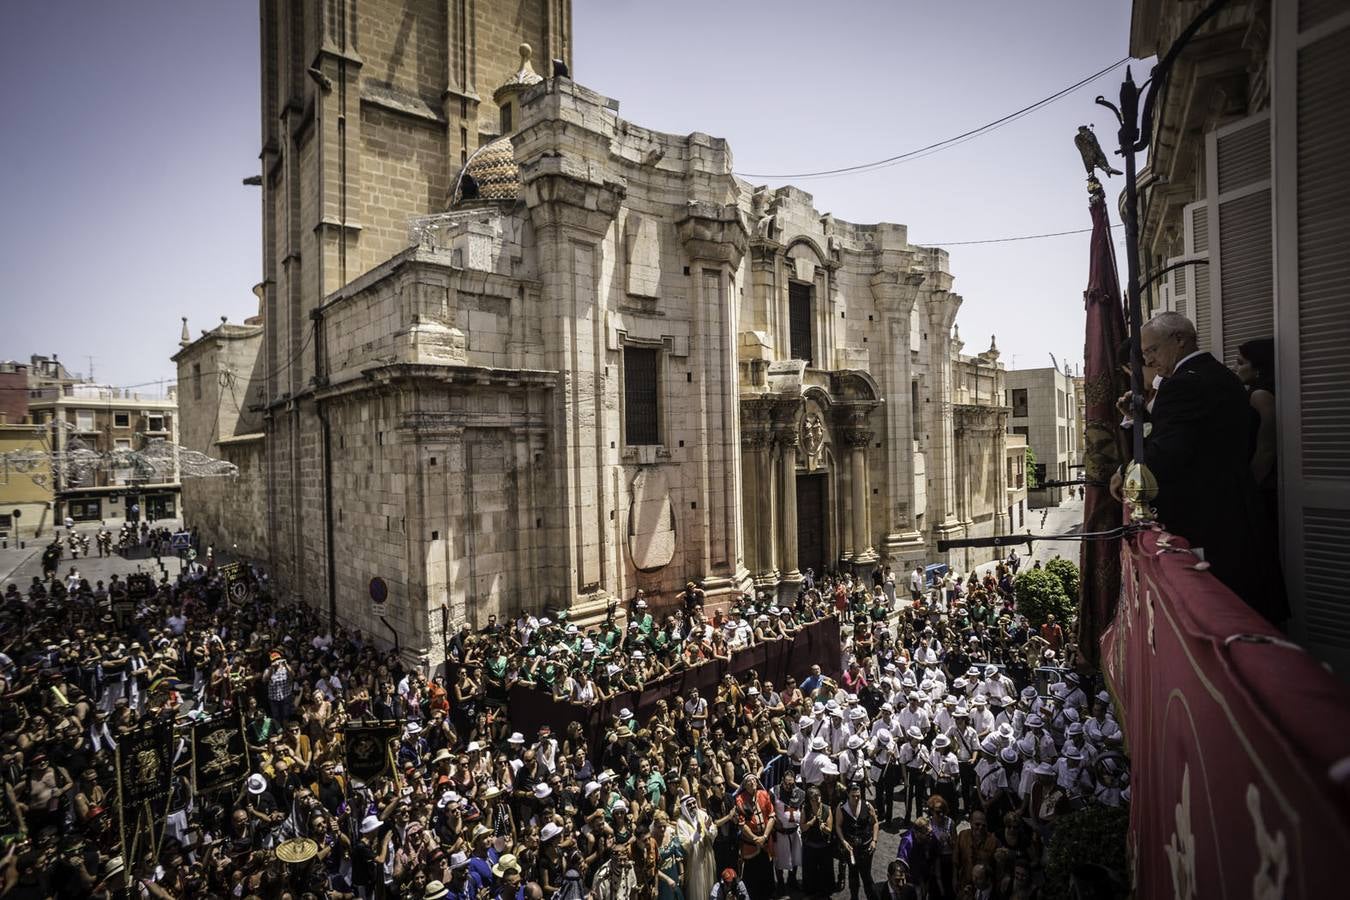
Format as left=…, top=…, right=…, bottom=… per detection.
left=1110, top=312, right=1287, bottom=624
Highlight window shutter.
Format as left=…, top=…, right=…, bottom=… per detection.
left=1272, top=1, right=1350, bottom=665
left=1182, top=201, right=1211, bottom=347
left=1206, top=113, right=1274, bottom=365
left=1167, top=255, right=1190, bottom=319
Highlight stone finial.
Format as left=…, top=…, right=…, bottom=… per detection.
left=180, top=317, right=190, bottom=347
left=513, top=43, right=539, bottom=83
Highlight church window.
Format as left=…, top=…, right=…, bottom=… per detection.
left=789, top=282, right=814, bottom=365
left=623, top=346, right=660, bottom=446
left=500, top=103, right=513, bottom=133
left=193, top=363, right=202, bottom=400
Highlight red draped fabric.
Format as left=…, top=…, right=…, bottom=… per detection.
left=1102, top=529, right=1350, bottom=898
left=1078, top=184, right=1128, bottom=667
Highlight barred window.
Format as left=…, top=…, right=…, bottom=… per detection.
left=789, top=282, right=814, bottom=364
left=624, top=346, right=660, bottom=446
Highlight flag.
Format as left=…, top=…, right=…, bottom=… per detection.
left=1078, top=179, right=1129, bottom=668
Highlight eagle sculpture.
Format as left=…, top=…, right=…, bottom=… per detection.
left=1075, top=125, right=1122, bottom=178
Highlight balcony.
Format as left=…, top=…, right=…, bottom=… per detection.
left=1103, top=529, right=1350, bottom=897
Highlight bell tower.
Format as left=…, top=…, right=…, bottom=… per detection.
left=256, top=0, right=571, bottom=600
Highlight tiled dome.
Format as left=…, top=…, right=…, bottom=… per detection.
left=450, top=135, right=520, bottom=207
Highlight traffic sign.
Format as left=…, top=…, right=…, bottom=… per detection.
left=187, top=548, right=197, bottom=561
left=170, top=531, right=192, bottom=551
left=370, top=577, right=388, bottom=617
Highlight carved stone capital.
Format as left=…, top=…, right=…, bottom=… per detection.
left=677, top=202, right=748, bottom=268
left=741, top=428, right=771, bottom=449
left=843, top=428, right=874, bottom=450
left=522, top=169, right=625, bottom=236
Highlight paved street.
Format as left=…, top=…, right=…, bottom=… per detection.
left=1025, top=495, right=1087, bottom=567
left=1, top=521, right=187, bottom=589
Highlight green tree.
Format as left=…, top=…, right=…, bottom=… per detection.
left=1043, top=805, right=1130, bottom=899
left=1025, top=444, right=1038, bottom=489
left=1013, top=566, right=1073, bottom=628
left=1045, top=557, right=1081, bottom=602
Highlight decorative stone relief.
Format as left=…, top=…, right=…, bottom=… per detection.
left=624, top=213, right=660, bottom=298
left=628, top=468, right=676, bottom=571
left=801, top=413, right=825, bottom=457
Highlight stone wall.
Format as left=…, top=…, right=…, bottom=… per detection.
left=181, top=437, right=267, bottom=560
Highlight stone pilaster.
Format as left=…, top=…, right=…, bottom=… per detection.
left=771, top=399, right=802, bottom=598
left=740, top=398, right=777, bottom=584
left=871, top=268, right=927, bottom=559
left=522, top=152, right=625, bottom=621
left=679, top=203, right=749, bottom=598
left=843, top=423, right=878, bottom=567
left=925, top=289, right=964, bottom=540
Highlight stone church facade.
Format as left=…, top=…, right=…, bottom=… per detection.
left=238, top=1, right=1008, bottom=669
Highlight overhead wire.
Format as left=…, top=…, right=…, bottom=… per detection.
left=735, top=57, right=1130, bottom=180
left=915, top=223, right=1125, bottom=246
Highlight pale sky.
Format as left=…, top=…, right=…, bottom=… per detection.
left=0, top=0, right=1135, bottom=391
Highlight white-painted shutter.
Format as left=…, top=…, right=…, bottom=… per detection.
left=1182, top=201, right=1211, bottom=347
left=1167, top=255, right=1190, bottom=320
left=1273, top=1, right=1350, bottom=666
left=1206, top=112, right=1274, bottom=366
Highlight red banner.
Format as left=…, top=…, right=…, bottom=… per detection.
left=1102, top=529, right=1350, bottom=897
left=1079, top=184, right=1128, bottom=667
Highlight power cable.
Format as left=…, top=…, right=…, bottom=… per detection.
left=735, top=57, right=1130, bottom=180
left=915, top=223, right=1125, bottom=246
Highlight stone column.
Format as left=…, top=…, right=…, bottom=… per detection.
left=740, top=398, right=777, bottom=584
left=845, top=425, right=877, bottom=565
left=773, top=403, right=801, bottom=584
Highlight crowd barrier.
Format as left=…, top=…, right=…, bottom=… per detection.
left=506, top=616, right=842, bottom=755
left=1102, top=529, right=1350, bottom=898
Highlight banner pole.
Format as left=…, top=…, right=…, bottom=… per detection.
left=114, top=739, right=132, bottom=895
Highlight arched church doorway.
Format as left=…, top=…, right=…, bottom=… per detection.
left=796, top=473, right=828, bottom=577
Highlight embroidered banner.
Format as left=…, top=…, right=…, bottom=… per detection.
left=191, top=713, right=248, bottom=794
left=116, top=719, right=175, bottom=806
left=1102, top=529, right=1350, bottom=898
left=342, top=721, right=402, bottom=782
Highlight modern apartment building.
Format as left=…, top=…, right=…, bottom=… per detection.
left=1004, top=366, right=1079, bottom=508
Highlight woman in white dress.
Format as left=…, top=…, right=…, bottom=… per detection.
left=772, top=770, right=806, bottom=894
left=676, top=793, right=716, bottom=900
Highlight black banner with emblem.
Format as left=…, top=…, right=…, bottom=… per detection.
left=217, top=562, right=253, bottom=605
left=191, top=713, right=248, bottom=794
left=116, top=719, right=175, bottom=806
left=342, top=720, right=402, bottom=781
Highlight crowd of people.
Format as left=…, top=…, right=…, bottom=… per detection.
left=0, top=549, right=1128, bottom=900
